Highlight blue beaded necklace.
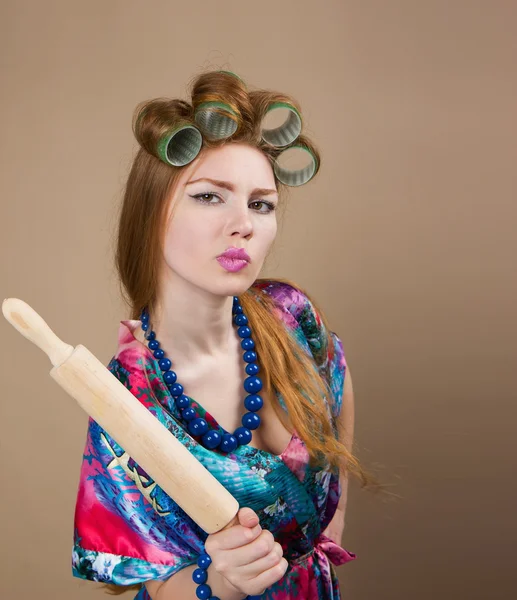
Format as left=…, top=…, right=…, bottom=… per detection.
left=139, top=295, right=264, bottom=599
left=139, top=295, right=264, bottom=452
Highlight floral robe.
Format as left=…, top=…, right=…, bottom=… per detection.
left=72, top=280, right=356, bottom=599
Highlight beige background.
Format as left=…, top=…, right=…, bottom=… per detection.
left=1, top=1, right=515, bottom=598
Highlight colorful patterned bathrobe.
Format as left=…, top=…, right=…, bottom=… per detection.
left=72, top=280, right=356, bottom=599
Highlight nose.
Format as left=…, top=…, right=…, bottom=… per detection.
left=225, top=202, right=253, bottom=239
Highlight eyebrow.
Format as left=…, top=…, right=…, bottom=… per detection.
left=185, top=177, right=278, bottom=196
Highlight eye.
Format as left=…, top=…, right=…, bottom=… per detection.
left=192, top=192, right=222, bottom=204
left=250, top=200, right=276, bottom=214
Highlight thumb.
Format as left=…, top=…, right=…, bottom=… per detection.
left=238, top=507, right=260, bottom=529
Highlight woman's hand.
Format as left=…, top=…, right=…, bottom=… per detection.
left=205, top=507, right=288, bottom=597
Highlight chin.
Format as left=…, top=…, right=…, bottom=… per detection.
left=211, top=273, right=258, bottom=298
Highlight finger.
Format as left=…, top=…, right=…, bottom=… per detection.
left=245, top=558, right=289, bottom=596
left=209, top=522, right=262, bottom=551
left=237, top=543, right=284, bottom=578
left=219, top=530, right=276, bottom=566
left=238, top=507, right=260, bottom=528
left=244, top=530, right=276, bottom=563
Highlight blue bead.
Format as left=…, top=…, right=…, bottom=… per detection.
left=237, top=325, right=251, bottom=338
left=163, top=370, right=177, bottom=384
left=220, top=433, right=238, bottom=453
left=159, top=358, right=172, bottom=371
left=243, top=351, right=257, bottom=363
left=141, top=322, right=149, bottom=331
left=244, top=394, right=263, bottom=412
left=182, top=407, right=197, bottom=421
left=189, top=418, right=209, bottom=436
left=241, top=338, right=255, bottom=350
left=235, top=426, right=252, bottom=445
left=233, top=296, right=239, bottom=305
left=170, top=384, right=184, bottom=397
left=140, top=312, right=149, bottom=323
left=202, top=429, right=222, bottom=449
left=197, top=553, right=212, bottom=569
left=192, top=568, right=208, bottom=584
left=176, top=395, right=190, bottom=408
left=234, top=314, right=248, bottom=326
left=146, top=330, right=156, bottom=341
left=245, top=362, right=260, bottom=375
left=148, top=340, right=160, bottom=350
left=244, top=376, right=262, bottom=394
left=195, top=583, right=212, bottom=599
left=233, top=305, right=243, bottom=314
left=242, top=412, right=261, bottom=430
left=153, top=348, right=165, bottom=359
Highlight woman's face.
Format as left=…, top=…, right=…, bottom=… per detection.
left=161, top=143, right=279, bottom=297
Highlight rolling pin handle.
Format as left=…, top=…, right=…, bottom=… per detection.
left=2, top=298, right=74, bottom=367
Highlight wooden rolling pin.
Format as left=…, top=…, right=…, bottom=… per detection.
left=2, top=298, right=239, bottom=534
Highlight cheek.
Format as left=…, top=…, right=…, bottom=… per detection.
left=259, top=218, right=278, bottom=248
left=162, top=212, right=215, bottom=264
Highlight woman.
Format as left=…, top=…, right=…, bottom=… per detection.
left=72, top=70, right=372, bottom=599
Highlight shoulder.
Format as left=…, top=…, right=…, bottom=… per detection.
left=252, top=278, right=322, bottom=329
left=252, top=278, right=332, bottom=368
left=252, top=278, right=348, bottom=418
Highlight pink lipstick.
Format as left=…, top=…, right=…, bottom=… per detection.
left=216, top=247, right=251, bottom=273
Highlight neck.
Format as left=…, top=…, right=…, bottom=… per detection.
left=150, top=271, right=237, bottom=361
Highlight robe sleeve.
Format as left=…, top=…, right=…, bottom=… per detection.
left=255, top=280, right=347, bottom=420
left=71, top=355, right=206, bottom=586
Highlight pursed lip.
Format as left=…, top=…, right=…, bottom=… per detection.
left=217, top=247, right=251, bottom=262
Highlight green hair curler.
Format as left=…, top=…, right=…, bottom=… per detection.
left=194, top=101, right=240, bottom=140
left=150, top=88, right=317, bottom=184
left=261, top=102, right=302, bottom=147
left=273, top=145, right=318, bottom=187
left=156, top=124, right=203, bottom=167
left=216, top=70, right=247, bottom=86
